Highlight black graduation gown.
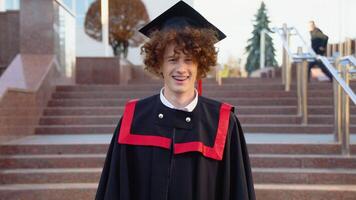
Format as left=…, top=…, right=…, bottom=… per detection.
left=96, top=94, right=255, bottom=200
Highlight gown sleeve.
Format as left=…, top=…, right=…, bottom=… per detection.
left=95, top=118, right=122, bottom=200
left=229, top=114, right=256, bottom=200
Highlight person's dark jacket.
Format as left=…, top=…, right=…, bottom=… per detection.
left=310, top=28, right=328, bottom=55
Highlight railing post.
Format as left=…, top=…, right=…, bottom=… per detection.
left=296, top=47, right=303, bottom=117
left=346, top=38, right=352, bottom=56
left=216, top=66, right=222, bottom=86
left=339, top=41, right=344, bottom=57
left=327, top=43, right=331, bottom=57
left=296, top=47, right=308, bottom=124
left=284, top=24, right=291, bottom=92
left=334, top=62, right=342, bottom=142
left=301, top=58, right=308, bottom=124
left=282, top=24, right=288, bottom=86
left=341, top=64, right=350, bottom=155
left=260, top=29, right=266, bottom=70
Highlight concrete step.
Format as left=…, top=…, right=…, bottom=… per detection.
left=243, top=124, right=339, bottom=134
left=41, top=106, right=356, bottom=116
left=250, top=154, right=356, bottom=168
left=248, top=143, right=343, bottom=154
left=0, top=168, right=101, bottom=184
left=0, top=183, right=96, bottom=200
left=39, top=116, right=120, bottom=125
left=128, top=77, right=285, bottom=84
left=47, top=98, right=334, bottom=107
left=1, top=154, right=356, bottom=169
left=42, top=106, right=296, bottom=116
left=34, top=125, right=115, bottom=134
left=255, top=184, right=356, bottom=200
left=205, top=97, right=336, bottom=106
left=56, top=78, right=356, bottom=88
left=0, top=144, right=109, bottom=155
left=0, top=141, right=349, bottom=155
left=51, top=91, right=298, bottom=99
left=56, top=83, right=345, bottom=92
left=51, top=91, right=336, bottom=99
left=0, top=183, right=355, bottom=200
left=37, top=115, right=356, bottom=125
left=43, top=107, right=124, bottom=116
left=48, top=99, right=128, bottom=107
left=2, top=167, right=356, bottom=185
left=38, top=115, right=302, bottom=125
left=0, top=154, right=105, bottom=169
left=57, top=84, right=288, bottom=92
left=253, top=168, right=356, bottom=184
left=126, top=78, right=351, bottom=85
left=34, top=124, right=356, bottom=134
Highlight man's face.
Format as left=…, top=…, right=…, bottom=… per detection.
left=160, top=43, right=198, bottom=97
left=308, top=21, right=315, bottom=31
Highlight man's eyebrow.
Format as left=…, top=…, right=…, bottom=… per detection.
left=164, top=55, right=177, bottom=59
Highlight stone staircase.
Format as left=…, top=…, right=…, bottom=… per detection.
left=1, top=78, right=356, bottom=200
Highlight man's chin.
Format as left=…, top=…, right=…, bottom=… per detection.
left=169, top=87, right=191, bottom=95
left=171, top=88, right=187, bottom=94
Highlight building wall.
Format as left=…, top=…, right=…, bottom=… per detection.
left=0, top=0, right=194, bottom=67
left=0, top=10, right=19, bottom=70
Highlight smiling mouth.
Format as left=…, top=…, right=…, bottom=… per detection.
left=172, top=75, right=190, bottom=81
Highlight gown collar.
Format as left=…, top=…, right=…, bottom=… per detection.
left=160, top=87, right=198, bottom=112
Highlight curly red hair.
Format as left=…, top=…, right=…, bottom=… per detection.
left=141, top=27, right=218, bottom=78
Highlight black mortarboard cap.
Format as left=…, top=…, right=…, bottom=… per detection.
left=139, top=1, right=226, bottom=42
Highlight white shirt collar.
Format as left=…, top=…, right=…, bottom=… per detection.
left=160, top=87, right=198, bottom=112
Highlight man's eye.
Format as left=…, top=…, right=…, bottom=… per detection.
left=168, top=58, right=177, bottom=62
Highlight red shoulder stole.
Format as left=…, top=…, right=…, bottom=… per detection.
left=118, top=99, right=232, bottom=160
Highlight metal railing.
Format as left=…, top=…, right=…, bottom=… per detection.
left=335, top=56, right=356, bottom=154
left=262, top=24, right=356, bottom=154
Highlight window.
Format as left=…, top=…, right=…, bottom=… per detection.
left=5, top=0, right=19, bottom=10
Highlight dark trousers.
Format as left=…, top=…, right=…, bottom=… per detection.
left=308, top=61, right=333, bottom=81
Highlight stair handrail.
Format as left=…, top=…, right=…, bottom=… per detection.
left=268, top=25, right=356, bottom=155
left=271, top=27, right=295, bottom=59
left=292, top=27, right=356, bottom=104
left=270, top=26, right=356, bottom=104
left=318, top=56, right=356, bottom=104
left=333, top=55, right=356, bottom=155
left=341, top=55, right=356, bottom=66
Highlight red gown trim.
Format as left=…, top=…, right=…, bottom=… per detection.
left=174, top=103, right=231, bottom=160
left=118, top=99, right=232, bottom=160
left=118, top=99, right=171, bottom=149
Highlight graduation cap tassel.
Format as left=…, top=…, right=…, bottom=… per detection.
left=198, top=79, right=202, bottom=96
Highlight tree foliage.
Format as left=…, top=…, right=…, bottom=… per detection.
left=85, top=0, right=149, bottom=58
left=245, top=1, right=277, bottom=75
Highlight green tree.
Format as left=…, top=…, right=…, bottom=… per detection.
left=84, top=0, right=149, bottom=58
left=245, top=1, right=277, bottom=75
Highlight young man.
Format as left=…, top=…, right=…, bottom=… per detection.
left=308, top=21, right=332, bottom=81
left=96, top=1, right=255, bottom=200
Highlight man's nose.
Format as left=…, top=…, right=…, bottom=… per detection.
left=176, top=60, right=188, bottom=73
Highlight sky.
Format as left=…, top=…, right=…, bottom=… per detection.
left=142, top=0, right=356, bottom=67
